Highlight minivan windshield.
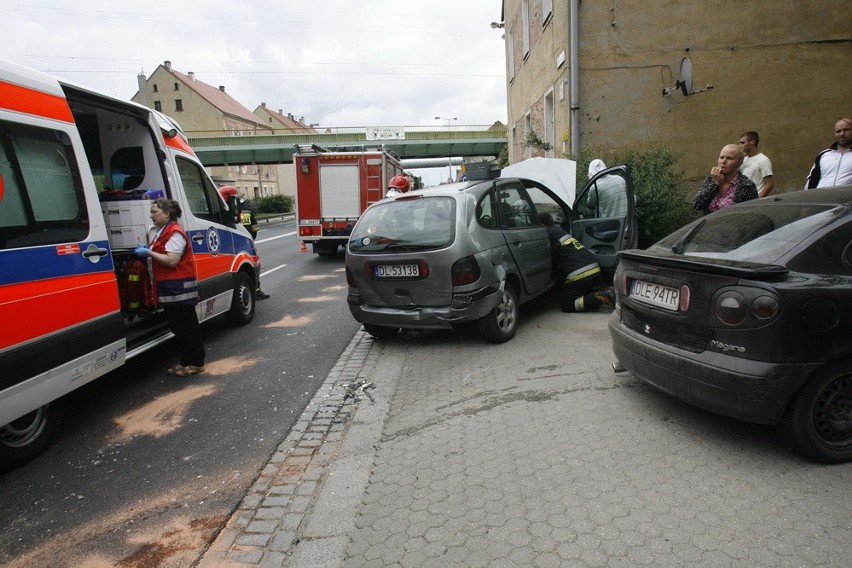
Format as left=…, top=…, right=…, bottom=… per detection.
left=349, top=196, right=456, bottom=253
left=652, top=203, right=844, bottom=263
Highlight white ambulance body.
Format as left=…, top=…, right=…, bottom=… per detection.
left=0, top=60, right=260, bottom=471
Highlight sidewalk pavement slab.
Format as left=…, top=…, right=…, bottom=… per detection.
left=199, top=303, right=852, bottom=567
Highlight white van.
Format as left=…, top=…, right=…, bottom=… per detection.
left=0, top=60, right=261, bottom=471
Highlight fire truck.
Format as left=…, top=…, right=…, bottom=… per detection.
left=294, top=144, right=404, bottom=255
left=0, top=60, right=261, bottom=471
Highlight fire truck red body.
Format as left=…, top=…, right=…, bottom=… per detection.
left=294, top=145, right=404, bottom=255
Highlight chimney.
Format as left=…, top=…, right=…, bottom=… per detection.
left=137, top=72, right=149, bottom=107
left=299, top=116, right=304, bottom=123
left=261, top=102, right=266, bottom=107
left=288, top=113, right=293, bottom=120
left=188, top=71, right=194, bottom=80
left=164, top=60, right=172, bottom=70
left=278, top=109, right=283, bottom=115
left=219, top=86, right=225, bottom=92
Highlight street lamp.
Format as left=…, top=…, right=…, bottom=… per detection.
left=435, top=116, right=457, bottom=182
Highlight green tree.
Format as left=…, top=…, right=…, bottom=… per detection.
left=255, top=194, right=294, bottom=214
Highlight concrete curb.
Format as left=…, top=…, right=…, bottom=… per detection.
left=197, top=329, right=381, bottom=567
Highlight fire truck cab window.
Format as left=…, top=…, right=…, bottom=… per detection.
left=0, top=121, right=88, bottom=249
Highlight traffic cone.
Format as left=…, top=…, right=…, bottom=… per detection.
left=298, top=241, right=308, bottom=253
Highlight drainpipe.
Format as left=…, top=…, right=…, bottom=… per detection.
left=570, top=0, right=580, bottom=156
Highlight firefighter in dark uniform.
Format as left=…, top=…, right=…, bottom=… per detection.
left=219, top=186, right=270, bottom=300
left=539, top=212, right=614, bottom=312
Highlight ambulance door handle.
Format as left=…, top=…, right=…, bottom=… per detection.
left=82, top=244, right=109, bottom=258
left=192, top=233, right=205, bottom=244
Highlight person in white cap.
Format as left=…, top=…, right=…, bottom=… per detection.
left=586, top=159, right=627, bottom=218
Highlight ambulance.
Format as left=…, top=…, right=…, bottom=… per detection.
left=0, top=60, right=261, bottom=471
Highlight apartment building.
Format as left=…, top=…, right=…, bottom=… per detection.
left=499, top=0, right=850, bottom=192
left=132, top=61, right=279, bottom=198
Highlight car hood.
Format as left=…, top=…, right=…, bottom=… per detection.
left=500, top=158, right=577, bottom=205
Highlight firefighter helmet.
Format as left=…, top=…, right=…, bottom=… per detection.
left=388, top=175, right=410, bottom=191
left=219, top=185, right=238, bottom=199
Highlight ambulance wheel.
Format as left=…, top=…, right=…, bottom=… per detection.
left=225, top=271, right=256, bottom=326
left=0, top=400, right=64, bottom=473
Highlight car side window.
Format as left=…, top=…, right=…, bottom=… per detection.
left=577, top=171, right=628, bottom=219
left=477, top=191, right=498, bottom=229
left=525, top=185, right=566, bottom=223
left=0, top=121, right=88, bottom=249
left=176, top=156, right=226, bottom=224
left=787, top=222, right=852, bottom=275
left=497, top=183, right=536, bottom=228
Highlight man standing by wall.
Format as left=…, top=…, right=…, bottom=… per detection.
left=739, top=131, right=775, bottom=197
left=806, top=118, right=852, bottom=189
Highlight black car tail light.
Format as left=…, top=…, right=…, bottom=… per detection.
left=451, top=256, right=481, bottom=286
left=752, top=295, right=780, bottom=319
left=715, top=291, right=747, bottom=326
left=346, top=266, right=356, bottom=288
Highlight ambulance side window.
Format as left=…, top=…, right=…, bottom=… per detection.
left=175, top=156, right=226, bottom=224
left=0, top=121, right=88, bottom=249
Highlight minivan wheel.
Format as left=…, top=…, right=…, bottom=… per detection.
left=781, top=363, right=852, bottom=464
left=477, top=283, right=519, bottom=343
left=363, top=324, right=398, bottom=340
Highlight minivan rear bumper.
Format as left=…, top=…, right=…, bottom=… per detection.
left=348, top=283, right=502, bottom=329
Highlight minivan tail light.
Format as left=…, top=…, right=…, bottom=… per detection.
left=346, top=266, right=356, bottom=288
left=451, top=256, right=481, bottom=286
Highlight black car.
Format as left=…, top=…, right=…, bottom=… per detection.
left=609, top=186, right=852, bottom=463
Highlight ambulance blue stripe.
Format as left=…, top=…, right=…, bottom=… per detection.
left=0, top=241, right=115, bottom=286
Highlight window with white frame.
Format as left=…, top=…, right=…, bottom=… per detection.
left=521, top=0, right=530, bottom=58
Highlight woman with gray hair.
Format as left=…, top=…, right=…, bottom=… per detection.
left=692, top=144, right=758, bottom=215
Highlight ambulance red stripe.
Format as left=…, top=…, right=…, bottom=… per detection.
left=0, top=272, right=119, bottom=349
left=0, top=80, right=75, bottom=123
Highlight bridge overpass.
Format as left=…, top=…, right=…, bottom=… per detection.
left=188, top=125, right=508, bottom=166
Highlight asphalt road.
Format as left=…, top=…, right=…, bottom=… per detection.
left=0, top=219, right=361, bottom=567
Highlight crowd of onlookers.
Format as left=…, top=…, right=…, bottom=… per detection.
left=692, top=117, right=852, bottom=215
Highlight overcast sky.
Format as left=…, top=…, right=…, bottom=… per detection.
left=2, top=2, right=506, bottom=126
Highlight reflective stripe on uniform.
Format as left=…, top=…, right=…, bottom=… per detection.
left=566, top=264, right=601, bottom=283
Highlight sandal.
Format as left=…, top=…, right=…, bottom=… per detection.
left=166, top=365, right=184, bottom=375
left=173, top=365, right=205, bottom=377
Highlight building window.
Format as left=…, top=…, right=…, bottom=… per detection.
left=154, top=101, right=162, bottom=112
left=175, top=99, right=183, bottom=112
left=542, top=0, right=553, bottom=26
left=153, top=84, right=158, bottom=93
left=544, top=89, right=555, bottom=159
left=524, top=113, right=532, bottom=159
left=174, top=82, right=179, bottom=91
left=521, top=0, right=530, bottom=59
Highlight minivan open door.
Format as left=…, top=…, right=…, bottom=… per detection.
left=571, top=165, right=636, bottom=273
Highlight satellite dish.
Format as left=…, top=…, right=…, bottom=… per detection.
left=676, top=57, right=693, bottom=97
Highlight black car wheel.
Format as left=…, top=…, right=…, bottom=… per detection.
left=225, top=271, right=256, bottom=326
left=363, top=324, right=398, bottom=340
left=0, top=400, right=64, bottom=473
left=782, top=363, right=852, bottom=464
left=477, top=283, right=518, bottom=343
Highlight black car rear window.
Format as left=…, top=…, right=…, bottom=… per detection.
left=653, top=203, right=845, bottom=263
left=349, top=196, right=456, bottom=253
